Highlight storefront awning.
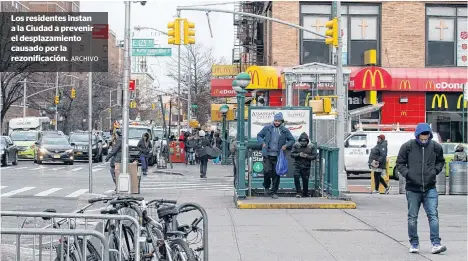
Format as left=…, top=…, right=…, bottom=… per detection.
left=349, top=67, right=468, bottom=92
left=246, top=66, right=283, bottom=90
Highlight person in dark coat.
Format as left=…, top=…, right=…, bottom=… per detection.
left=105, top=129, right=122, bottom=191
left=137, top=132, right=152, bottom=175
left=196, top=130, right=211, bottom=178
left=256, top=112, right=295, bottom=199
left=368, top=134, right=390, bottom=194
left=453, top=144, right=467, bottom=162
left=290, top=132, right=317, bottom=198
left=185, top=134, right=197, bottom=165
left=396, top=123, right=446, bottom=255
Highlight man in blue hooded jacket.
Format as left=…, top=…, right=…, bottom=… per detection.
left=257, top=112, right=295, bottom=199
left=396, top=123, right=446, bottom=254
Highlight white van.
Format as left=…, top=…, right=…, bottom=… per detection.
left=344, top=131, right=442, bottom=176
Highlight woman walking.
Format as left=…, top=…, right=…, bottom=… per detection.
left=138, top=132, right=152, bottom=175
left=368, top=134, right=391, bottom=194
left=105, top=129, right=122, bottom=192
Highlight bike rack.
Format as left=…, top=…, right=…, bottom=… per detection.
left=1, top=211, right=140, bottom=261
left=177, top=202, right=209, bottom=261
left=1, top=228, right=110, bottom=261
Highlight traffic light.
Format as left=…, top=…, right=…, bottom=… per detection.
left=152, top=103, right=155, bottom=110
left=54, top=95, right=59, bottom=105
left=71, top=88, right=76, bottom=99
left=325, top=17, right=338, bottom=47
left=167, top=18, right=182, bottom=45
left=183, top=19, right=195, bottom=45
left=130, top=100, right=137, bottom=109
left=129, top=80, right=136, bottom=91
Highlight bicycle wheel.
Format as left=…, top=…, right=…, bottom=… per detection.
left=169, top=239, right=197, bottom=261
left=77, top=238, right=102, bottom=261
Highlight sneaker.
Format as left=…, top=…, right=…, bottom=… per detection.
left=372, top=190, right=379, bottom=194
left=264, top=188, right=270, bottom=196
left=385, top=186, right=391, bottom=194
left=431, top=244, right=447, bottom=254
left=409, top=244, right=419, bottom=253
left=295, top=194, right=302, bottom=198
left=271, top=194, right=278, bottom=199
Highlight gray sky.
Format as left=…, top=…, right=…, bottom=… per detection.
left=80, top=0, right=235, bottom=90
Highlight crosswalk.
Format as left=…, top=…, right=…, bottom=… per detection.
left=139, top=175, right=234, bottom=192
left=0, top=186, right=89, bottom=198
left=1, top=163, right=108, bottom=173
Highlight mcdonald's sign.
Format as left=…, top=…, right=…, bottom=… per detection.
left=431, top=94, right=448, bottom=109
left=426, top=80, right=436, bottom=90
left=401, top=111, right=407, bottom=116
left=457, top=94, right=467, bottom=109
left=355, top=67, right=391, bottom=90
left=245, top=66, right=280, bottom=90
left=399, top=80, right=411, bottom=90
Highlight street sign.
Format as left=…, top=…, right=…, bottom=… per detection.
left=191, top=104, right=198, bottom=109
left=92, top=24, right=109, bottom=39
left=129, top=80, right=136, bottom=91
left=132, top=39, right=154, bottom=48
left=132, top=48, right=172, bottom=56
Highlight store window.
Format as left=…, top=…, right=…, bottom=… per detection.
left=300, top=3, right=381, bottom=66
left=426, top=5, right=468, bottom=67
left=426, top=112, right=467, bottom=142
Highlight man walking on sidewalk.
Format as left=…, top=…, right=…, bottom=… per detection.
left=257, top=112, right=295, bottom=199
left=396, top=123, right=447, bottom=254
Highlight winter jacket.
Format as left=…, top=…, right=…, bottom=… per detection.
left=257, top=124, right=295, bottom=157
left=106, top=137, right=122, bottom=163
left=214, top=136, right=222, bottom=149
left=137, top=138, right=152, bottom=157
left=230, top=138, right=237, bottom=156
left=396, top=123, right=445, bottom=193
left=368, top=140, right=388, bottom=169
left=185, top=139, right=197, bottom=152
left=454, top=145, right=467, bottom=162
left=196, top=137, right=212, bottom=157
left=290, top=132, right=317, bottom=169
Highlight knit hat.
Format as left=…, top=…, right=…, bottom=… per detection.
left=274, top=112, right=283, bottom=121
left=199, top=130, right=206, bottom=137
left=378, top=134, right=385, bottom=140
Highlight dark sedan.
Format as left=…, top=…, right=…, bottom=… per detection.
left=69, top=132, right=103, bottom=162
left=34, top=136, right=74, bottom=165
left=1, top=136, right=18, bottom=167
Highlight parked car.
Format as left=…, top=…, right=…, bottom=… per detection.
left=69, top=132, right=103, bottom=162
left=1, top=136, right=18, bottom=167
left=34, top=136, right=74, bottom=165
left=9, top=130, right=40, bottom=160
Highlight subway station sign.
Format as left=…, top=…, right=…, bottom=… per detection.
left=426, top=93, right=467, bottom=111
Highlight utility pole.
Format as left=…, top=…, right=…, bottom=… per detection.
left=23, top=80, right=27, bottom=117
left=121, top=1, right=131, bottom=183
left=334, top=1, right=347, bottom=193
left=109, top=90, right=112, bottom=131
left=55, top=72, right=59, bottom=131
left=177, top=14, right=182, bottom=135
left=187, top=46, right=192, bottom=124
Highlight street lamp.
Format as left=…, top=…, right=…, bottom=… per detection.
left=233, top=72, right=250, bottom=199
left=219, top=104, right=229, bottom=165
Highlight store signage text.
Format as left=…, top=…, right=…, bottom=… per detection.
left=425, top=80, right=467, bottom=91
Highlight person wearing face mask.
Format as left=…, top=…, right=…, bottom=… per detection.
left=396, top=123, right=446, bottom=255
left=257, top=112, right=295, bottom=199
left=290, top=132, right=317, bottom=198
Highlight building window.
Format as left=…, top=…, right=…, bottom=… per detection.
left=300, top=3, right=381, bottom=66
left=426, top=5, right=468, bottom=67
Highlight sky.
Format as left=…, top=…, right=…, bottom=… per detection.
left=80, top=0, right=235, bottom=90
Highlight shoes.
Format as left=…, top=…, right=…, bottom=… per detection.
left=385, top=186, right=391, bottom=194
left=372, top=190, right=379, bottom=194
left=295, top=194, right=302, bottom=198
left=431, top=244, right=447, bottom=254
left=264, top=188, right=270, bottom=196
left=409, top=244, right=419, bottom=253
left=271, top=194, right=278, bottom=199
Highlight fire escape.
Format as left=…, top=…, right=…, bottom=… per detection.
left=233, top=1, right=267, bottom=70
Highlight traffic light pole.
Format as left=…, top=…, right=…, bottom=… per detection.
left=121, top=1, right=131, bottom=190
left=187, top=46, right=192, bottom=124
left=55, top=72, right=59, bottom=131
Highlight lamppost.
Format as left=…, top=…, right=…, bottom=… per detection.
left=233, top=72, right=251, bottom=199
left=219, top=104, right=229, bottom=165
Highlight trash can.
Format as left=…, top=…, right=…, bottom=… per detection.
left=436, top=166, right=446, bottom=195
left=398, top=172, right=406, bottom=194
left=449, top=162, right=468, bottom=195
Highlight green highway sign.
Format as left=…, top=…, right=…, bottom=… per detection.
left=191, top=104, right=198, bottom=109
left=132, top=48, right=172, bottom=57
left=132, top=39, right=154, bottom=48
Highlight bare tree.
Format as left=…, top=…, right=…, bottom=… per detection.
left=165, top=44, right=227, bottom=125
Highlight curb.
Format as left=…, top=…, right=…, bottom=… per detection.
left=236, top=201, right=357, bottom=209
left=152, top=170, right=185, bottom=176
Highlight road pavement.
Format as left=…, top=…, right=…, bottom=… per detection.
left=1, top=161, right=466, bottom=261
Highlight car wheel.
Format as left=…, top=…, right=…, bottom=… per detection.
left=69, top=161, right=74, bottom=165
left=393, top=168, right=399, bottom=181
left=2, top=154, right=8, bottom=167
left=12, top=153, right=18, bottom=166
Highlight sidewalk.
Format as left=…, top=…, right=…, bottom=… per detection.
left=153, top=161, right=234, bottom=177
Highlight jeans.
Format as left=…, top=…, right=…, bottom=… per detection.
left=294, top=167, right=310, bottom=196
left=140, top=155, right=148, bottom=174
left=263, top=156, right=280, bottom=194
left=199, top=155, right=209, bottom=176
left=406, top=188, right=441, bottom=245
left=109, top=166, right=116, bottom=185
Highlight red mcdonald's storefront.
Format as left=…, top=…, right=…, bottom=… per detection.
left=349, top=66, right=467, bottom=142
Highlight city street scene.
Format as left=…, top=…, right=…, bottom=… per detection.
left=0, top=1, right=467, bottom=261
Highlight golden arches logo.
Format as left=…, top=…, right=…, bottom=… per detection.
left=265, top=77, right=274, bottom=88
left=362, top=69, right=384, bottom=89
left=401, top=111, right=407, bottom=116
left=399, top=80, right=411, bottom=90
left=432, top=94, right=448, bottom=109
left=426, top=81, right=436, bottom=90
left=457, top=94, right=467, bottom=109
left=249, top=70, right=260, bottom=85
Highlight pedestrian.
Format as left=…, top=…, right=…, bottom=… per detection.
left=290, top=132, right=317, bottom=198
left=257, top=112, right=295, bottom=199
left=105, top=129, right=122, bottom=192
left=196, top=130, right=211, bottom=178
left=185, top=134, right=197, bottom=165
left=137, top=132, right=152, bottom=175
left=453, top=144, right=467, bottom=162
left=396, top=123, right=447, bottom=254
left=230, top=136, right=237, bottom=187
left=368, top=134, right=391, bottom=194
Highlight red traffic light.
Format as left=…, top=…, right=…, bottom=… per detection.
left=129, top=80, right=136, bottom=91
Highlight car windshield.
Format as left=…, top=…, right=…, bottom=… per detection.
left=42, top=138, right=69, bottom=146
left=129, top=128, right=150, bottom=139
left=153, top=130, right=163, bottom=138
left=10, top=131, right=37, bottom=141
left=70, top=134, right=96, bottom=143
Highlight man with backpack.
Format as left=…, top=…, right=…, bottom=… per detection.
left=291, top=132, right=317, bottom=198
left=396, top=123, right=447, bottom=254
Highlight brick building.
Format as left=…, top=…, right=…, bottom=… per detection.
left=234, top=1, right=468, bottom=142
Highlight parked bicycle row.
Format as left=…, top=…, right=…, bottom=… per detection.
left=1, top=195, right=208, bottom=261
